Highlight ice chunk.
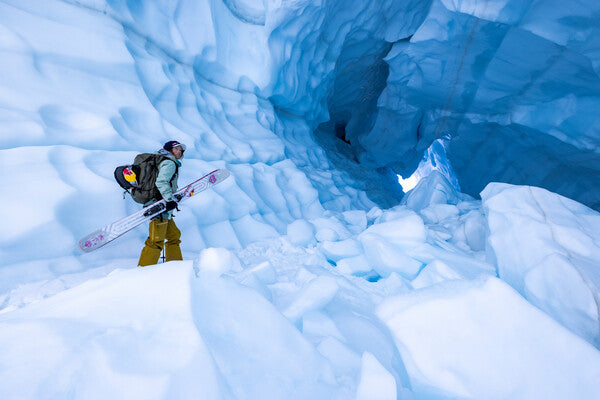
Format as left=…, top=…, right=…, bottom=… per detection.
left=377, top=276, right=600, bottom=399
left=359, top=233, right=423, bottom=279
left=302, top=311, right=345, bottom=341
left=287, top=219, right=316, bottom=246
left=319, top=238, right=363, bottom=262
left=247, top=261, right=276, bottom=284
left=230, top=214, right=279, bottom=246
left=358, top=211, right=426, bottom=279
left=482, top=183, right=600, bottom=344
left=336, top=255, right=373, bottom=276
left=191, top=272, right=337, bottom=399
left=283, top=276, right=339, bottom=323
left=408, top=243, right=495, bottom=279
left=317, top=337, right=362, bottom=375
left=461, top=209, right=487, bottom=252
left=315, top=227, right=339, bottom=242
left=341, top=210, right=368, bottom=234
left=401, top=171, right=466, bottom=212
left=524, top=254, right=598, bottom=342
left=311, top=216, right=352, bottom=242
left=0, top=262, right=224, bottom=399
left=195, top=247, right=242, bottom=276
left=356, top=352, right=397, bottom=400
left=360, top=210, right=427, bottom=244
left=411, top=260, right=463, bottom=289
left=420, top=203, right=460, bottom=224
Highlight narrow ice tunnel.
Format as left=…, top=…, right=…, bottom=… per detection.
left=312, top=32, right=405, bottom=208
left=268, top=0, right=600, bottom=210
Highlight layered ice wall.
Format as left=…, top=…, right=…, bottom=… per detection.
left=0, top=0, right=409, bottom=287
left=3, top=0, right=598, bottom=231
left=364, top=0, right=600, bottom=208
left=266, top=0, right=600, bottom=209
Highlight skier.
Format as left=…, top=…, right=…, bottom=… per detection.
left=138, top=140, right=186, bottom=266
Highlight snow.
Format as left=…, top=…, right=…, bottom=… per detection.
left=377, top=276, right=600, bottom=399
left=0, top=0, right=599, bottom=399
left=482, top=183, right=600, bottom=345
left=356, top=352, right=397, bottom=400
left=0, top=262, right=219, bottom=399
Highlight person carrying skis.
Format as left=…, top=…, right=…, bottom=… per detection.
left=138, top=140, right=186, bottom=266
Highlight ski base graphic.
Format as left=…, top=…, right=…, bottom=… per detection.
left=78, top=169, right=230, bottom=253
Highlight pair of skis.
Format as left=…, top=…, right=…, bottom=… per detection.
left=78, top=169, right=230, bottom=253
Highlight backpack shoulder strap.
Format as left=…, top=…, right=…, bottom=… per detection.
left=155, top=154, right=179, bottom=178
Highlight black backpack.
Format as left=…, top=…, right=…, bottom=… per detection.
left=114, top=153, right=177, bottom=204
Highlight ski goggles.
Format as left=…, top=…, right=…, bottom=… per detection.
left=172, top=143, right=187, bottom=151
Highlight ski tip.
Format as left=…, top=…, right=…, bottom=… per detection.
left=208, top=168, right=229, bottom=175
left=204, top=168, right=230, bottom=183
left=78, top=230, right=109, bottom=253
left=78, top=241, right=94, bottom=253
left=217, top=168, right=230, bottom=179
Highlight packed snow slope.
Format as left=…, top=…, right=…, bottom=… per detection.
left=1, top=1, right=600, bottom=399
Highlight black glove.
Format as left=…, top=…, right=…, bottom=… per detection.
left=165, top=200, right=179, bottom=211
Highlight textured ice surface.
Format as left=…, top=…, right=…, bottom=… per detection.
left=378, top=276, right=600, bottom=399
left=482, top=183, right=600, bottom=345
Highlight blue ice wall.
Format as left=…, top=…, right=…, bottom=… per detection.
left=40, top=0, right=600, bottom=210
left=376, top=0, right=600, bottom=208
left=268, top=0, right=600, bottom=209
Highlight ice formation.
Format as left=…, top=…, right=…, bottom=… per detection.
left=0, top=0, right=599, bottom=399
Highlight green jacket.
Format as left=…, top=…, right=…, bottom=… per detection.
left=149, top=149, right=182, bottom=219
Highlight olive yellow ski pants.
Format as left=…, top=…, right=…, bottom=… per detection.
left=138, top=218, right=182, bottom=266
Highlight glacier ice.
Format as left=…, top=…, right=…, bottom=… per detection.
left=482, top=183, right=600, bottom=345
left=377, top=276, right=600, bottom=399
left=1, top=0, right=600, bottom=399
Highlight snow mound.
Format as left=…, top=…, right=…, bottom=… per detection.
left=378, top=276, right=600, bottom=399
left=482, top=183, right=600, bottom=345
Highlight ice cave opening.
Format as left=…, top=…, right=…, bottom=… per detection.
left=300, top=28, right=460, bottom=206
left=397, top=135, right=459, bottom=193
left=310, top=32, right=408, bottom=208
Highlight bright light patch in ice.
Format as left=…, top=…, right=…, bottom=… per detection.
left=397, top=171, right=421, bottom=192
left=398, top=135, right=459, bottom=193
